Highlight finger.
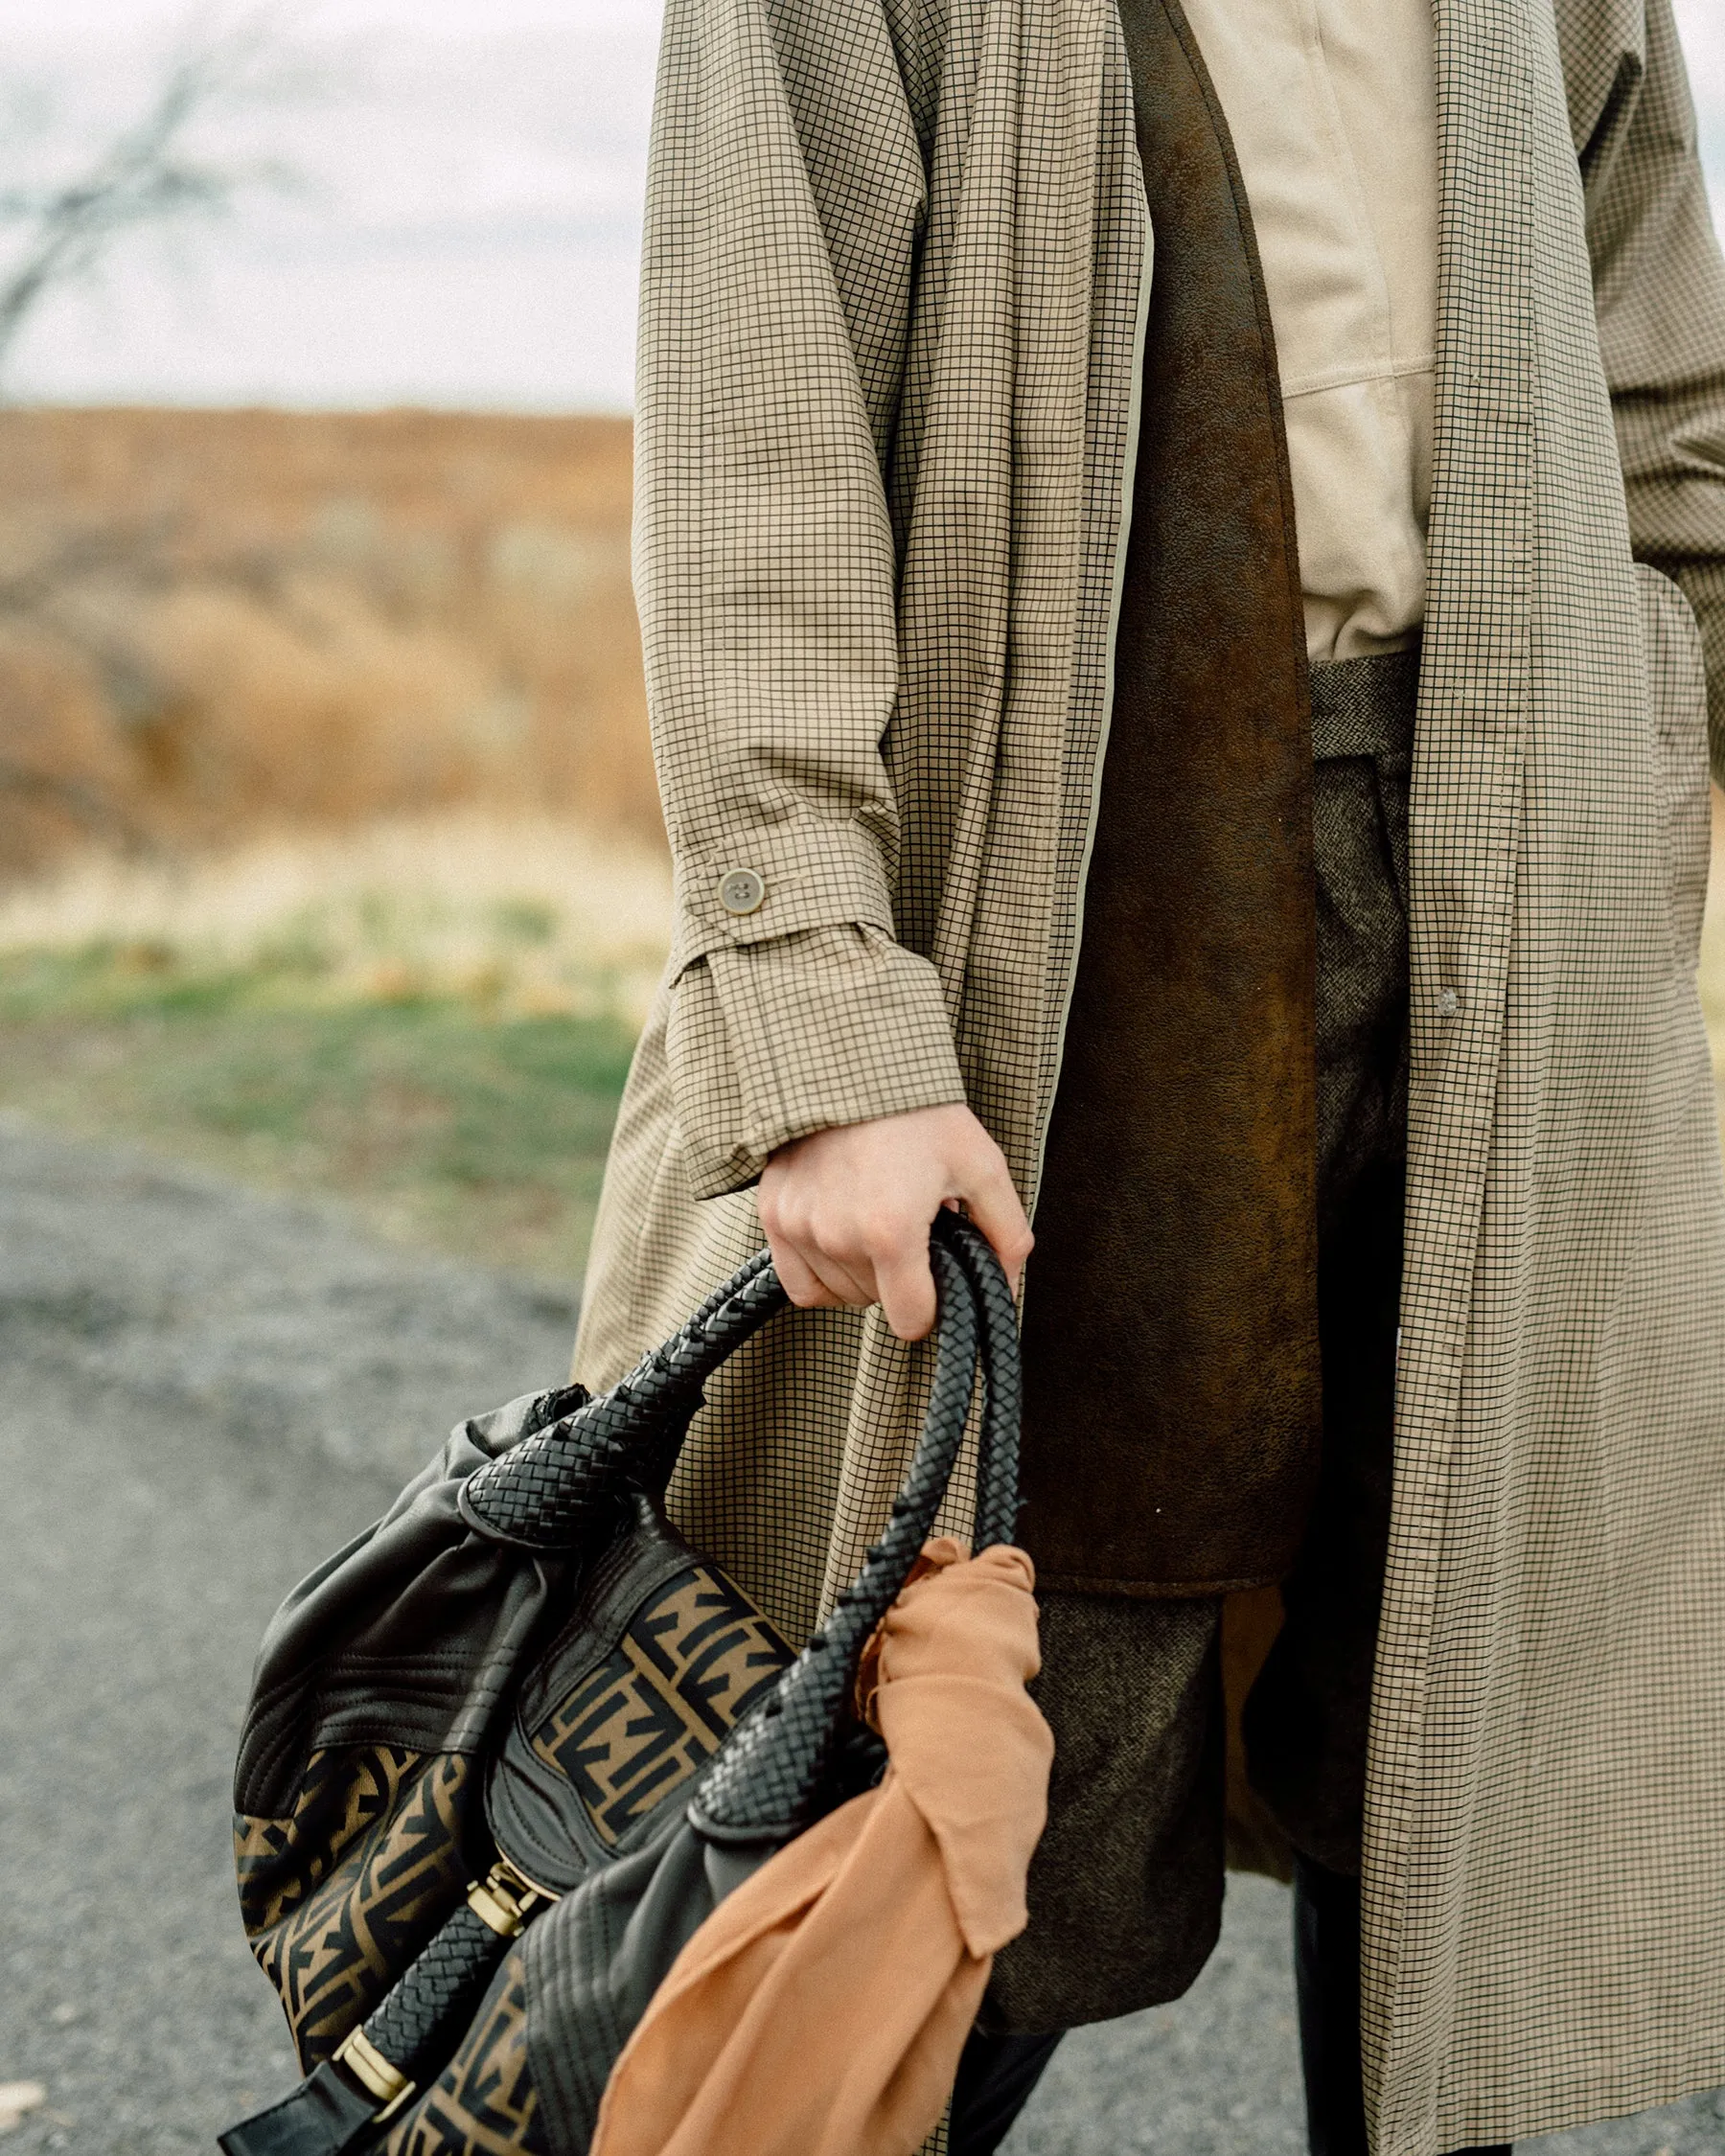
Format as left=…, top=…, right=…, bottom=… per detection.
left=955, top=1160, right=1035, bottom=1295
left=872, top=1242, right=938, bottom=1342
left=770, top=1238, right=845, bottom=1310
left=803, top=1244, right=878, bottom=1309
left=773, top=1215, right=878, bottom=1307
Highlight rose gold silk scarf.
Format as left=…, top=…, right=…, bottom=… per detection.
left=588, top=1540, right=1052, bottom=2156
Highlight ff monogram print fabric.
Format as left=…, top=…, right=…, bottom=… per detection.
left=573, top=0, right=1725, bottom=2148
left=526, top=1566, right=793, bottom=1849
left=380, top=1953, right=549, bottom=2156
left=237, top=1748, right=476, bottom=2066
left=235, top=1563, right=794, bottom=2075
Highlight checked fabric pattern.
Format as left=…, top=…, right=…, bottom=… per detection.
left=1361, top=1, right=1725, bottom=2149
left=1565, top=0, right=1725, bottom=776
left=571, top=0, right=1725, bottom=2148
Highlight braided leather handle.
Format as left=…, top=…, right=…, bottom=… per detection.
left=462, top=1214, right=1019, bottom=1837
left=358, top=1904, right=509, bottom=2084
left=693, top=1215, right=1019, bottom=1838
left=460, top=1213, right=1019, bottom=1560
left=459, top=1251, right=788, bottom=1547
left=936, top=1210, right=1022, bottom=1552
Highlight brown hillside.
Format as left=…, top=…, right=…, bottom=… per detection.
left=0, top=407, right=658, bottom=880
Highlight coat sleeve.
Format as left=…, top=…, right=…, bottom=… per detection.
left=633, top=0, right=966, bottom=1200
left=1567, top=0, right=1725, bottom=778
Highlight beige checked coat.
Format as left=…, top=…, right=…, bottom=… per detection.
left=573, top=0, right=1725, bottom=2146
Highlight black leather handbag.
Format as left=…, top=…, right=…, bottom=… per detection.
left=220, top=1210, right=1019, bottom=2156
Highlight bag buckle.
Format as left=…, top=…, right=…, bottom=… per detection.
left=333, top=2027, right=414, bottom=2120
left=466, top=1856, right=554, bottom=1939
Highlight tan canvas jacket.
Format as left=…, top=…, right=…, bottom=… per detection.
left=575, top=0, right=1725, bottom=2148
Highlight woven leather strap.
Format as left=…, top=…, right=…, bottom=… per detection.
left=458, top=1252, right=788, bottom=1548
left=460, top=1213, right=1019, bottom=1833
left=693, top=1212, right=1019, bottom=1837
left=459, top=1215, right=1017, bottom=1562
left=357, top=1904, right=510, bottom=2085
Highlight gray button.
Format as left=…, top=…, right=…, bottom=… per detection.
left=718, top=867, right=767, bottom=917
left=1438, top=987, right=1459, bottom=1018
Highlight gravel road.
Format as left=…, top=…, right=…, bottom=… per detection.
left=0, top=1115, right=1718, bottom=2155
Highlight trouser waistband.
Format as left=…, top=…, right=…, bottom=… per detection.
left=1309, top=647, right=1419, bottom=768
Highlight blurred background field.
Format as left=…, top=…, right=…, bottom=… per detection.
left=0, top=809, right=668, bottom=1280
left=0, top=0, right=1714, bottom=1296
left=0, top=407, right=656, bottom=872
left=0, top=402, right=668, bottom=1284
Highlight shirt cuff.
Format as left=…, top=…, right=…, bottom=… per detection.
left=665, top=924, right=968, bottom=1200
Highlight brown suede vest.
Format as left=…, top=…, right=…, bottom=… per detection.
left=1017, top=0, right=1322, bottom=1595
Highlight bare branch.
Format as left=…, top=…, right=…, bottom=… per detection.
left=0, top=10, right=311, bottom=385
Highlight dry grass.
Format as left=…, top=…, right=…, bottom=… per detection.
left=0, top=813, right=672, bottom=1027
left=0, top=404, right=677, bottom=1276
left=0, top=407, right=661, bottom=879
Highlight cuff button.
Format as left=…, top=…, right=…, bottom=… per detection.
left=718, top=867, right=767, bottom=917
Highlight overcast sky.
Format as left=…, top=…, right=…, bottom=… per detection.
left=0, top=0, right=1717, bottom=414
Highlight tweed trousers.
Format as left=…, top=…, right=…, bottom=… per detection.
left=989, top=651, right=1417, bottom=2031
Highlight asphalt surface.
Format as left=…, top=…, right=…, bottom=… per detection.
left=0, top=1114, right=1720, bottom=2155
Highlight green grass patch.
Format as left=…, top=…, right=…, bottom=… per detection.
left=0, top=949, right=638, bottom=1281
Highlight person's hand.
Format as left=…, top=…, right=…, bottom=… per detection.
left=756, top=1104, right=1033, bottom=1342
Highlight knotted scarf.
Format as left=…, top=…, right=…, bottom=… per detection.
left=588, top=1539, right=1052, bottom=2156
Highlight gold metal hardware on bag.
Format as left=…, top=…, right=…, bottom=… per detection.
left=335, top=2028, right=412, bottom=2109
left=466, top=1856, right=554, bottom=1938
